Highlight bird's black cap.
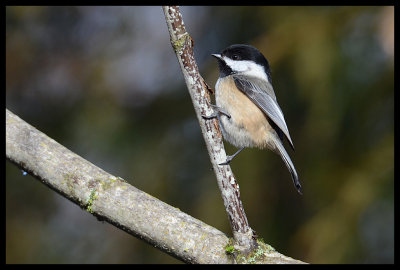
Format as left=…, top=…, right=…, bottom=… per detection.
left=214, top=44, right=272, bottom=81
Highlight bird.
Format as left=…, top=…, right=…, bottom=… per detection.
left=204, top=44, right=302, bottom=194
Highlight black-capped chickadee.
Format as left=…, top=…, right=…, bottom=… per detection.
left=204, top=44, right=302, bottom=194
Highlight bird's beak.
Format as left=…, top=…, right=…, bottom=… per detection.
left=211, top=53, right=222, bottom=60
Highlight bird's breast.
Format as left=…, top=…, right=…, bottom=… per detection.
left=215, top=76, right=277, bottom=149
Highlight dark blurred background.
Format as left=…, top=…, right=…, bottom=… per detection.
left=6, top=6, right=394, bottom=263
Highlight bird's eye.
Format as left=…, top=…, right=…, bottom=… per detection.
left=232, top=54, right=240, bottom=60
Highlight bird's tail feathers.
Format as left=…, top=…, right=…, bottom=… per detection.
left=274, top=140, right=302, bottom=194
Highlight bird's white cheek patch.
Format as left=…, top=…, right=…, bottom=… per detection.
left=222, top=57, right=269, bottom=83
left=223, top=56, right=248, bottom=72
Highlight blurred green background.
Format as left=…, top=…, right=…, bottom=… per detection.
left=6, top=6, right=394, bottom=263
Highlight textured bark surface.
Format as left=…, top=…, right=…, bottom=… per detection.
left=163, top=5, right=257, bottom=252
left=6, top=108, right=232, bottom=264
left=6, top=108, right=305, bottom=264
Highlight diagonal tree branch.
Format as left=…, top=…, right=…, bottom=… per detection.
left=162, top=6, right=257, bottom=253
left=6, top=108, right=231, bottom=264
left=6, top=108, right=304, bottom=264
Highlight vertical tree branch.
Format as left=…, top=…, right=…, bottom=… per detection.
left=162, top=6, right=257, bottom=252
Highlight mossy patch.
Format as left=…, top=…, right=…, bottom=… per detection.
left=86, top=189, right=98, bottom=213
left=225, top=238, right=276, bottom=264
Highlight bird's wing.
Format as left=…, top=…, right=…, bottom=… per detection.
left=233, top=74, right=294, bottom=150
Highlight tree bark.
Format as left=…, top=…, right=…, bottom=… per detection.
left=6, top=108, right=232, bottom=264
left=6, top=108, right=305, bottom=264
left=162, top=5, right=257, bottom=253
